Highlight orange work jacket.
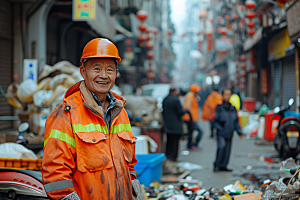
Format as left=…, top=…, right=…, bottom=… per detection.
left=182, top=92, right=199, bottom=122
left=42, top=81, right=137, bottom=200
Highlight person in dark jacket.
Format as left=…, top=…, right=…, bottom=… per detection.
left=213, top=88, right=243, bottom=172
left=162, top=88, right=186, bottom=161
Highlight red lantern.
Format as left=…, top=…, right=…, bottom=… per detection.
left=250, top=66, right=257, bottom=73
left=145, top=26, right=151, bottom=33
left=240, top=71, right=246, bottom=77
left=230, top=23, right=235, bottom=30
left=239, top=5, right=245, bottom=11
left=222, top=7, right=227, bottom=13
left=226, top=24, right=229, bottom=29
left=241, top=64, right=246, bottom=69
left=147, top=71, right=156, bottom=80
left=136, top=10, right=148, bottom=21
left=210, top=18, right=214, bottom=23
left=145, top=34, right=151, bottom=41
left=235, top=74, right=239, bottom=79
left=236, top=62, right=239, bottom=67
left=250, top=56, right=256, bottom=63
left=167, top=29, right=174, bottom=35
left=245, top=11, right=256, bottom=19
left=234, top=14, right=239, bottom=20
left=238, top=22, right=244, bottom=29
left=152, top=28, right=159, bottom=34
left=236, top=68, right=239, bottom=73
left=239, top=84, right=245, bottom=90
left=138, top=24, right=147, bottom=32
left=248, top=29, right=256, bottom=36
left=217, top=16, right=224, bottom=22
left=145, top=42, right=153, bottom=50
left=213, top=27, right=217, bottom=33
left=245, top=0, right=256, bottom=9
left=240, top=19, right=245, bottom=24
left=219, top=27, right=228, bottom=35
left=240, top=55, right=246, bottom=61
left=137, top=34, right=146, bottom=42
left=240, top=78, right=246, bottom=84
left=257, top=11, right=262, bottom=15
left=146, top=51, right=154, bottom=59
left=247, top=21, right=255, bottom=28
left=202, top=18, right=206, bottom=22
left=225, top=15, right=231, bottom=21
left=207, top=32, right=213, bottom=37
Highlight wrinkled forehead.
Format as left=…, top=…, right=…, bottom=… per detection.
left=84, top=58, right=118, bottom=67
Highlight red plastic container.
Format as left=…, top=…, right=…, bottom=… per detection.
left=242, top=97, right=256, bottom=112
left=264, top=111, right=280, bottom=140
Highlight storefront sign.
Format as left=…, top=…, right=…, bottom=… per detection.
left=73, top=0, right=96, bottom=21
left=215, top=36, right=233, bottom=55
left=23, top=59, right=38, bottom=83
left=260, top=68, right=269, bottom=94
left=268, top=28, right=295, bottom=61
left=286, top=0, right=300, bottom=42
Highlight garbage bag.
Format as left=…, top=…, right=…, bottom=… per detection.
left=279, top=158, right=298, bottom=179
left=6, top=83, right=24, bottom=110
left=0, top=143, right=37, bottom=159
left=29, top=107, right=50, bottom=135
left=17, top=80, right=38, bottom=103
left=38, top=61, right=79, bottom=81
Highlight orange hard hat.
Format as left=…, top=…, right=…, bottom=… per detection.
left=81, top=38, right=121, bottom=64
left=189, top=84, right=201, bottom=93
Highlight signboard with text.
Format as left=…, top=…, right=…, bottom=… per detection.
left=73, top=0, right=96, bottom=21
left=23, top=59, right=38, bottom=83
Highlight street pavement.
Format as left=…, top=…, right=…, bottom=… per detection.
left=176, top=119, right=278, bottom=189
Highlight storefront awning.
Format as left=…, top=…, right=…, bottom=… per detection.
left=87, top=6, right=116, bottom=41
left=243, top=27, right=263, bottom=51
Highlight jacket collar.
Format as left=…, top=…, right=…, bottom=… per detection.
left=64, top=81, right=126, bottom=118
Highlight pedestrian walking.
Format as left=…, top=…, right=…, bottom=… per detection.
left=213, top=88, right=243, bottom=172
left=202, top=88, right=223, bottom=138
left=162, top=87, right=187, bottom=161
left=42, top=38, right=144, bottom=200
left=182, top=84, right=203, bottom=150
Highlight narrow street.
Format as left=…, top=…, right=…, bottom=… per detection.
left=177, top=119, right=277, bottom=189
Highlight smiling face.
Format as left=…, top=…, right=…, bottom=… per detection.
left=80, top=58, right=118, bottom=97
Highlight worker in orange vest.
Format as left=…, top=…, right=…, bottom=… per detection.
left=42, top=38, right=144, bottom=200
left=182, top=84, right=203, bottom=150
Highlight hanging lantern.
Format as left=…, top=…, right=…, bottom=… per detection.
left=226, top=24, right=229, bottom=29
left=250, top=66, right=257, bottom=73
left=245, top=11, right=256, bottom=19
left=225, top=15, right=231, bottom=21
left=137, top=34, right=146, bottom=42
left=240, top=55, right=246, bottom=61
left=217, top=16, right=224, bottom=22
left=234, top=14, right=239, bottom=20
left=236, top=62, right=239, bottom=67
left=152, top=28, right=159, bottom=34
left=147, top=71, right=156, bottom=80
left=146, top=51, right=154, bottom=59
left=240, top=71, right=246, bottom=77
left=145, top=34, right=151, bottom=41
left=222, top=7, right=227, bottom=13
left=245, top=0, right=256, bottom=9
left=219, top=27, right=228, bottom=35
left=235, top=74, right=239, bottom=79
left=238, top=22, right=244, bottom=29
left=239, top=5, right=245, bottom=11
left=145, top=26, right=151, bottom=33
left=247, top=21, right=255, bottom=28
left=167, top=29, right=174, bottom=35
left=202, top=18, right=206, bottom=22
left=145, top=42, right=154, bottom=50
left=207, top=32, right=213, bottom=37
left=136, top=10, right=148, bottom=21
left=250, top=56, right=257, bottom=63
left=239, top=84, right=245, bottom=90
left=230, top=23, right=235, bottom=30
left=240, top=19, right=245, bottom=24
left=236, top=68, right=239, bottom=73
left=241, top=64, right=246, bottom=69
left=213, top=27, right=217, bottom=33
left=248, top=29, right=256, bottom=36
left=240, top=78, right=246, bottom=84
left=138, top=24, right=147, bottom=32
left=210, top=18, right=214, bottom=23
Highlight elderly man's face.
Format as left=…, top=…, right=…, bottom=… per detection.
left=80, top=58, right=118, bottom=95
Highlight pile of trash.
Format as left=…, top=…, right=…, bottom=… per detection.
left=142, top=180, right=261, bottom=200
left=3, top=61, right=83, bottom=135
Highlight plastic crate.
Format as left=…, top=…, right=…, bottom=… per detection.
left=0, top=158, right=43, bottom=171
left=135, top=153, right=166, bottom=186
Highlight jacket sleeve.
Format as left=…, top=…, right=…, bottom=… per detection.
left=212, top=105, right=224, bottom=131
left=233, top=108, right=243, bottom=135
left=176, top=98, right=186, bottom=117
left=42, top=103, right=77, bottom=200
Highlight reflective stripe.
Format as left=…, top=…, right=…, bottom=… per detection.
left=72, top=123, right=108, bottom=134
left=44, top=180, right=74, bottom=193
left=111, top=124, right=132, bottom=134
left=130, top=171, right=137, bottom=178
left=44, top=130, right=76, bottom=148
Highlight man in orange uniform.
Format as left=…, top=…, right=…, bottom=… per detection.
left=42, top=38, right=144, bottom=200
left=202, top=88, right=223, bottom=138
left=182, top=84, right=203, bottom=150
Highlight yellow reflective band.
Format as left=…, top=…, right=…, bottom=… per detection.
left=72, top=123, right=108, bottom=134
left=44, top=129, right=76, bottom=148
left=111, top=124, right=132, bottom=134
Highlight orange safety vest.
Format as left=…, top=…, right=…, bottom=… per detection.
left=202, top=91, right=223, bottom=121
left=182, top=92, right=199, bottom=122
left=42, top=81, right=137, bottom=200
